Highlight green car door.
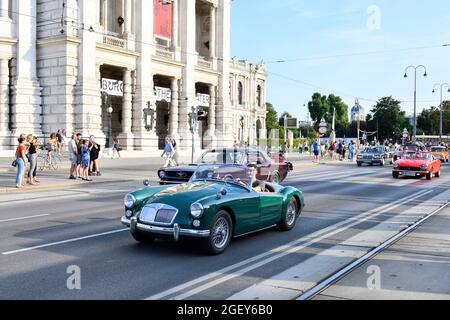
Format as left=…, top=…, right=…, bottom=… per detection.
left=259, top=193, right=284, bottom=227
left=230, top=190, right=261, bottom=235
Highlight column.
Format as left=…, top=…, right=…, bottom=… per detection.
left=118, top=69, right=134, bottom=150
left=169, top=78, right=180, bottom=140
left=209, top=4, right=216, bottom=59
left=11, top=0, right=42, bottom=143
left=124, top=0, right=132, bottom=35
left=0, top=0, right=9, bottom=18
left=171, top=0, right=179, bottom=50
left=204, top=84, right=217, bottom=148
left=133, top=0, right=157, bottom=151
left=0, top=59, right=9, bottom=148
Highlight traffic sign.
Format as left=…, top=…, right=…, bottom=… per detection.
left=319, top=127, right=328, bottom=134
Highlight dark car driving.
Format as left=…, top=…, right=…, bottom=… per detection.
left=357, top=146, right=393, bottom=166
left=157, top=148, right=293, bottom=185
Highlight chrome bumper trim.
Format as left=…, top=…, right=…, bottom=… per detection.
left=135, top=222, right=210, bottom=239
left=121, top=216, right=131, bottom=227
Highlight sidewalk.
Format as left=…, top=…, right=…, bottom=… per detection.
left=315, top=206, right=450, bottom=300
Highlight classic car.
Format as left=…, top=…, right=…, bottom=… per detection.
left=393, top=143, right=424, bottom=162
left=392, top=152, right=442, bottom=180
left=356, top=146, right=393, bottom=166
left=157, top=148, right=293, bottom=185
left=121, top=164, right=304, bottom=255
left=430, top=146, right=449, bottom=163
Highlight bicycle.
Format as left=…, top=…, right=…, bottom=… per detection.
left=37, top=149, right=59, bottom=171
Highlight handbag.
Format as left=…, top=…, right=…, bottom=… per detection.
left=12, top=160, right=17, bottom=167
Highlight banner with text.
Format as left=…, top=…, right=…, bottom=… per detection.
left=101, top=78, right=124, bottom=97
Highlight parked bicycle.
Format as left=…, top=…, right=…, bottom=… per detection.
left=37, top=149, right=60, bottom=171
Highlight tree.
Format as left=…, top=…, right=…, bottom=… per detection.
left=307, top=92, right=349, bottom=137
left=366, top=96, right=411, bottom=141
left=417, top=102, right=449, bottom=136
left=266, top=102, right=280, bottom=133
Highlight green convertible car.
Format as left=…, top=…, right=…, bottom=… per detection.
left=121, top=165, right=305, bottom=255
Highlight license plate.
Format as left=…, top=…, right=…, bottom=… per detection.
left=402, top=171, right=416, bottom=177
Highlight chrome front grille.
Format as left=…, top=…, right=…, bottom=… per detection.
left=139, top=204, right=179, bottom=226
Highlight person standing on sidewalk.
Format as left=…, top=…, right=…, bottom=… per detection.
left=80, top=139, right=92, bottom=181
left=89, top=135, right=101, bottom=176
left=27, top=136, right=40, bottom=185
left=15, top=137, right=27, bottom=189
left=112, top=137, right=122, bottom=159
left=68, top=134, right=78, bottom=180
left=312, top=139, right=320, bottom=162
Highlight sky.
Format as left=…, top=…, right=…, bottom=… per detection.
left=230, top=0, right=450, bottom=122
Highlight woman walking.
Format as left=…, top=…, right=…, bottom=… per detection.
left=112, top=137, right=121, bottom=159
left=161, top=137, right=175, bottom=167
left=15, top=137, right=27, bottom=189
left=27, top=136, right=40, bottom=185
left=171, top=138, right=179, bottom=166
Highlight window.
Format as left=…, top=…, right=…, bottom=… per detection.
left=257, top=85, right=262, bottom=107
left=106, top=0, right=124, bottom=35
left=238, top=81, right=243, bottom=105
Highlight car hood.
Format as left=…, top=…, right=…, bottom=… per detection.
left=396, top=159, right=429, bottom=167
left=162, top=165, right=198, bottom=172
left=361, top=152, right=382, bottom=156
left=142, top=181, right=222, bottom=212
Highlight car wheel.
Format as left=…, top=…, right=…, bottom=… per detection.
left=204, top=211, right=233, bottom=255
left=426, top=169, right=433, bottom=180
left=270, top=172, right=281, bottom=184
left=380, top=159, right=385, bottom=166
left=393, top=172, right=399, bottom=179
left=278, top=198, right=299, bottom=231
left=131, top=230, right=155, bottom=244
left=357, top=162, right=362, bottom=167
left=435, top=169, right=441, bottom=178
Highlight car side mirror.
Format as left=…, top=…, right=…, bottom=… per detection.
left=143, top=179, right=150, bottom=187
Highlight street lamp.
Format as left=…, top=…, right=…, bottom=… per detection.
left=404, top=65, right=428, bottom=143
left=432, top=83, right=450, bottom=143
left=143, top=101, right=155, bottom=132
left=189, top=106, right=199, bottom=163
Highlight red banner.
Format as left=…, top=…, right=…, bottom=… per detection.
left=154, top=0, right=172, bottom=39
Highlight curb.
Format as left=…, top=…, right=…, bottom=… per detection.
left=0, top=178, right=154, bottom=194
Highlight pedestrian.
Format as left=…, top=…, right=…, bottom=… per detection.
left=14, top=137, right=27, bottom=189
left=298, top=142, right=303, bottom=154
left=312, top=139, right=320, bottom=162
left=328, top=142, right=335, bottom=160
left=341, top=141, right=347, bottom=161
left=112, top=137, right=121, bottom=158
left=68, top=134, right=78, bottom=180
left=61, top=129, right=68, bottom=154
left=27, top=136, right=40, bottom=185
left=76, top=133, right=83, bottom=178
left=47, top=132, right=58, bottom=164
left=80, top=139, right=92, bottom=181
left=89, top=135, right=101, bottom=176
left=171, top=138, right=179, bottom=166
left=56, top=129, right=64, bottom=156
left=336, top=140, right=343, bottom=161
left=349, top=141, right=356, bottom=161
left=161, top=136, right=175, bottom=167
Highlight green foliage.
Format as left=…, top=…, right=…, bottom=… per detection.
left=417, top=102, right=449, bottom=135
left=266, top=102, right=281, bottom=133
left=366, top=96, right=411, bottom=141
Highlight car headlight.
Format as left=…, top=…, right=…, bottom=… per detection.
left=421, top=164, right=428, bottom=171
left=357, top=155, right=362, bottom=159
left=124, top=193, right=136, bottom=209
left=158, top=170, right=166, bottom=179
left=190, top=202, right=204, bottom=219
left=393, top=161, right=399, bottom=168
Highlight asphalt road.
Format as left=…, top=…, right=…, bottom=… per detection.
left=0, top=161, right=448, bottom=300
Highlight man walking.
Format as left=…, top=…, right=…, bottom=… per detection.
left=312, top=139, right=320, bottom=163
left=68, top=134, right=78, bottom=180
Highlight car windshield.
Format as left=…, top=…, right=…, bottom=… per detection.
left=431, top=147, right=445, bottom=152
left=197, top=150, right=245, bottom=164
left=403, top=152, right=432, bottom=160
left=189, top=165, right=254, bottom=189
left=364, top=147, right=383, bottom=153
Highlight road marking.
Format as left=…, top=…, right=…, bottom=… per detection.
left=0, top=214, right=50, bottom=223
left=145, top=189, right=433, bottom=300
left=1, top=229, right=128, bottom=255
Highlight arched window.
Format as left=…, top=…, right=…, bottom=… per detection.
left=238, top=81, right=243, bottom=105
left=256, top=85, right=262, bottom=107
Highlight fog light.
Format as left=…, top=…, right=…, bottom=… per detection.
left=126, top=210, right=133, bottom=218
left=193, top=220, right=201, bottom=227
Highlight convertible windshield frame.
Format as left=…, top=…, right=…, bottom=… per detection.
left=197, top=150, right=246, bottom=165
left=189, top=165, right=255, bottom=191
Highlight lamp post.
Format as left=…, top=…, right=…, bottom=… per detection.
left=189, top=106, right=199, bottom=164
left=107, top=105, right=113, bottom=149
left=404, top=65, right=428, bottom=143
left=432, top=83, right=450, bottom=143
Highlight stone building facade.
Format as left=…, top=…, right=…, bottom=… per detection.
left=0, top=0, right=267, bottom=153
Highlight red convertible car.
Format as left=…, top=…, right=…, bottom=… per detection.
left=392, top=152, right=442, bottom=180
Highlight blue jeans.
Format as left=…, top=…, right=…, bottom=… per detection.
left=16, top=158, right=25, bottom=185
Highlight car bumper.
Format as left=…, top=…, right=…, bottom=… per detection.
left=357, top=159, right=383, bottom=163
left=129, top=217, right=210, bottom=240
left=393, top=169, right=428, bottom=177
left=121, top=216, right=131, bottom=227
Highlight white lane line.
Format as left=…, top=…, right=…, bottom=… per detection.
left=0, top=214, right=50, bottom=223
left=1, top=229, right=128, bottom=255
left=145, top=188, right=433, bottom=300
